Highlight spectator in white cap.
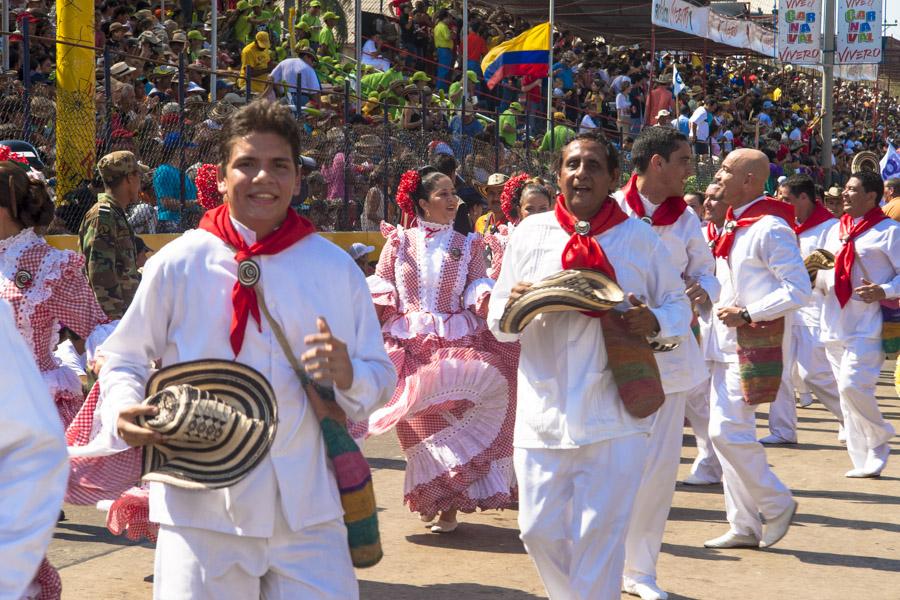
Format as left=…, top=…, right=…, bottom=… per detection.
left=655, top=109, right=672, bottom=128
left=348, top=242, right=376, bottom=275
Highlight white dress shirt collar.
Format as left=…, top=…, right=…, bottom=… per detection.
left=733, top=195, right=767, bottom=219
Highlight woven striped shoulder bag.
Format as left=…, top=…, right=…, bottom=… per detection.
left=256, top=284, right=383, bottom=568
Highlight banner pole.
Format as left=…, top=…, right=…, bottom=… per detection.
left=546, top=0, right=554, bottom=134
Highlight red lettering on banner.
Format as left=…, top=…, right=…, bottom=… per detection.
left=779, top=48, right=820, bottom=62
left=835, top=46, right=881, bottom=62
left=785, top=0, right=816, bottom=8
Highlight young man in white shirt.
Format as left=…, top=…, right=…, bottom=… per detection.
left=705, top=148, right=810, bottom=549
left=689, top=96, right=716, bottom=155
left=612, top=127, right=719, bottom=600
left=102, top=100, right=396, bottom=599
left=764, top=175, right=844, bottom=445
left=818, top=171, right=899, bottom=477
left=488, top=130, right=691, bottom=600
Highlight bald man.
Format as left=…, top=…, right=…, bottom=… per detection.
left=682, top=183, right=727, bottom=487
left=704, top=149, right=811, bottom=549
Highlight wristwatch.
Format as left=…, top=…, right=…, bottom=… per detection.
left=740, top=308, right=752, bottom=324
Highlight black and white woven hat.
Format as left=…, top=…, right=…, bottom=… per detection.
left=137, top=360, right=278, bottom=490
left=499, top=269, right=625, bottom=334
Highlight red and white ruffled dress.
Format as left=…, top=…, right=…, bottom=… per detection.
left=483, top=222, right=514, bottom=281
left=0, top=228, right=107, bottom=428
left=0, top=228, right=109, bottom=600
left=357, top=220, right=518, bottom=517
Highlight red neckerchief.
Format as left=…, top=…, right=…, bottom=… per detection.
left=712, top=197, right=795, bottom=259
left=199, top=204, right=317, bottom=355
left=620, top=173, right=687, bottom=227
left=706, top=221, right=720, bottom=249
left=554, top=193, right=628, bottom=282
left=794, top=202, right=835, bottom=235
left=834, top=206, right=889, bottom=308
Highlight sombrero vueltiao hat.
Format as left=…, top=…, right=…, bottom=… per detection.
left=136, top=360, right=278, bottom=490
left=474, top=172, right=509, bottom=197
left=499, top=269, right=625, bottom=334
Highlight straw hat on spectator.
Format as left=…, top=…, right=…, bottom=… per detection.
left=354, top=134, right=382, bottom=159
left=824, top=186, right=842, bottom=199
left=209, top=102, right=237, bottom=123
left=474, top=173, right=509, bottom=198
left=30, top=96, right=55, bottom=120
left=110, top=61, right=137, bottom=79
left=171, top=30, right=188, bottom=45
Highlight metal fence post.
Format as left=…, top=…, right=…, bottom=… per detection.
left=493, top=108, right=500, bottom=172
left=245, top=69, right=252, bottom=103
left=382, top=98, right=390, bottom=222
left=550, top=112, right=555, bottom=154
left=525, top=104, right=531, bottom=171
left=343, top=79, right=351, bottom=230
left=343, top=78, right=350, bottom=125
left=178, top=51, right=187, bottom=221
left=21, top=19, right=31, bottom=142
left=295, top=71, right=303, bottom=117
left=102, top=46, right=113, bottom=157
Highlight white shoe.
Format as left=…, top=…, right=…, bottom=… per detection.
left=623, top=577, right=668, bottom=600
left=759, top=434, right=797, bottom=445
left=760, top=500, right=798, bottom=548
left=797, top=393, right=814, bottom=408
left=430, top=519, right=458, bottom=533
left=703, top=531, right=760, bottom=548
left=845, top=468, right=876, bottom=478
left=681, top=473, right=720, bottom=486
left=837, top=425, right=847, bottom=443
left=863, top=443, right=890, bottom=476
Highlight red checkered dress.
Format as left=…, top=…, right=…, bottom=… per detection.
left=0, top=229, right=108, bottom=429
left=356, top=221, right=518, bottom=518
left=106, top=485, right=158, bottom=543
left=65, top=381, right=143, bottom=505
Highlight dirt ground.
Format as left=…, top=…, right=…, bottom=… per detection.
left=54, top=362, right=899, bottom=600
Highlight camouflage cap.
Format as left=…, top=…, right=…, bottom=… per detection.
left=97, top=151, right=148, bottom=184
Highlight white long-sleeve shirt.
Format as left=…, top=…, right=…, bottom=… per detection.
left=795, top=216, right=838, bottom=330
left=712, top=196, right=811, bottom=361
left=700, top=224, right=725, bottom=362
left=0, top=300, right=67, bottom=599
left=100, top=220, right=396, bottom=537
left=819, top=217, right=900, bottom=342
left=614, top=188, right=721, bottom=393
left=487, top=210, right=692, bottom=449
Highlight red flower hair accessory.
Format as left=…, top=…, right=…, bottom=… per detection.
left=0, top=145, right=30, bottom=166
left=395, top=169, right=421, bottom=219
left=195, top=163, right=223, bottom=210
left=500, top=172, right=530, bottom=223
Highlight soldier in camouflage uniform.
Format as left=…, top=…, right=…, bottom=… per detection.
left=79, top=151, right=145, bottom=320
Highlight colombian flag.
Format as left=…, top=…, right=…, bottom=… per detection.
left=481, top=22, right=550, bottom=90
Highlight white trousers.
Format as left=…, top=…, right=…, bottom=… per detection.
left=624, top=385, right=707, bottom=584
left=772, top=326, right=844, bottom=440
left=153, top=506, right=357, bottom=600
left=515, top=434, right=649, bottom=600
left=684, top=371, right=722, bottom=482
left=708, top=361, right=793, bottom=539
left=825, top=338, right=896, bottom=470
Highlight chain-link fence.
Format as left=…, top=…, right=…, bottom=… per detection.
left=0, top=31, right=719, bottom=234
